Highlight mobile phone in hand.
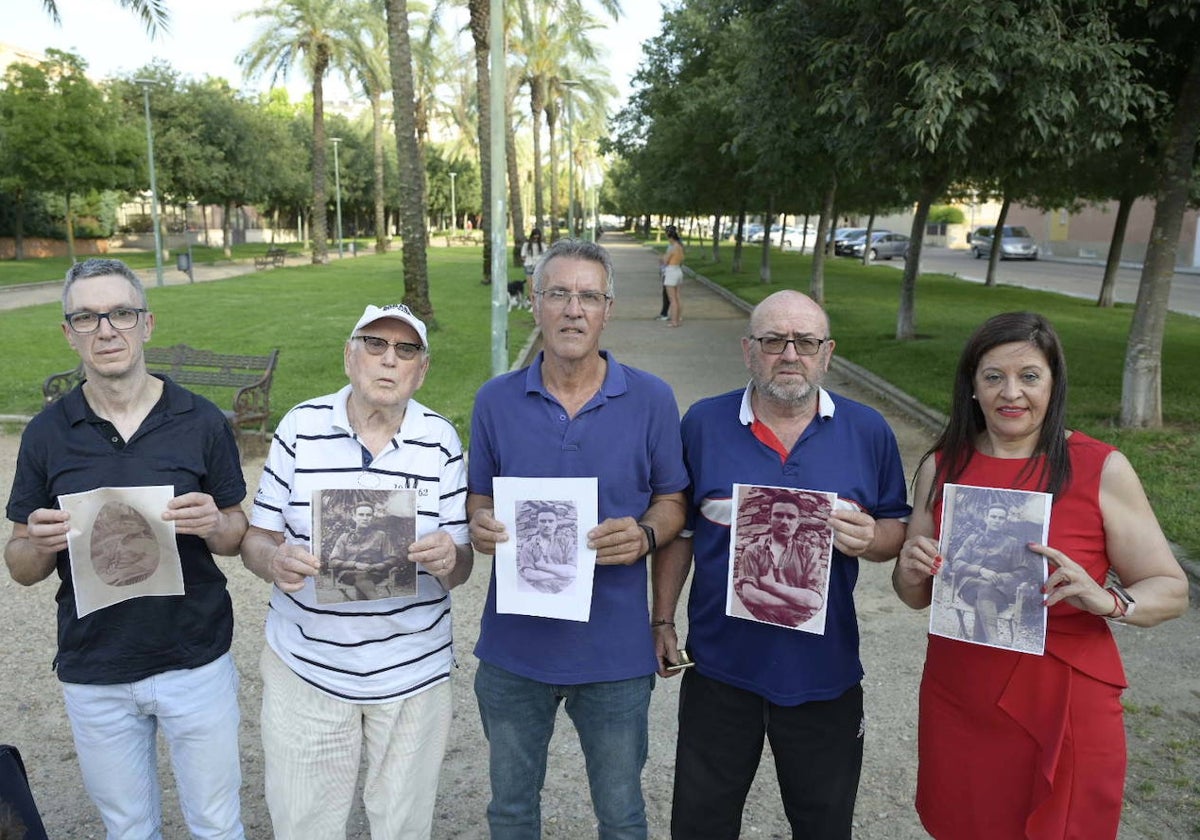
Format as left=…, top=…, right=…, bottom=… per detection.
left=665, top=648, right=694, bottom=672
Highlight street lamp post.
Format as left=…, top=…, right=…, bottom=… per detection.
left=449, top=171, right=457, bottom=238
left=330, top=137, right=344, bottom=258
left=562, top=80, right=580, bottom=239
left=135, top=79, right=164, bottom=287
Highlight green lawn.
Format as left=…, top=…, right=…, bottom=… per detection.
left=0, top=248, right=527, bottom=446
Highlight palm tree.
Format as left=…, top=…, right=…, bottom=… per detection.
left=514, top=0, right=617, bottom=239
left=341, top=9, right=392, bottom=254
left=40, top=0, right=168, bottom=35
left=383, top=0, right=434, bottom=318
left=239, top=0, right=368, bottom=264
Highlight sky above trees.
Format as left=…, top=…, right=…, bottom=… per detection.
left=9, top=0, right=660, bottom=106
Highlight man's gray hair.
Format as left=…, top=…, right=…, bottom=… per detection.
left=62, top=258, right=148, bottom=312
left=531, top=238, right=615, bottom=299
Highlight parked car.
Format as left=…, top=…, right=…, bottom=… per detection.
left=831, top=228, right=877, bottom=255
left=743, top=224, right=765, bottom=242
left=968, top=225, right=1039, bottom=260
left=847, top=231, right=911, bottom=261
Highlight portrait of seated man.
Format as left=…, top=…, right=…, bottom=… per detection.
left=516, top=504, right=577, bottom=594
left=734, top=496, right=827, bottom=627
left=329, top=502, right=404, bottom=600
left=954, top=503, right=1042, bottom=644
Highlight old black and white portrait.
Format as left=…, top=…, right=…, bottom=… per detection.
left=313, top=488, right=417, bottom=603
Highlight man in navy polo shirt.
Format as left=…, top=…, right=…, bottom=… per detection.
left=468, top=238, right=688, bottom=839
left=651, top=290, right=911, bottom=839
left=5, top=258, right=248, bottom=838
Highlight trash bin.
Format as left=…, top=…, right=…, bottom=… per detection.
left=176, top=252, right=191, bottom=272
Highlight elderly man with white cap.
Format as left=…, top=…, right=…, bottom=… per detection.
left=241, top=304, right=471, bottom=840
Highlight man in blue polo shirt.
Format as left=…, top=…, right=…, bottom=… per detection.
left=652, top=289, right=910, bottom=840
left=5, top=258, right=248, bottom=838
left=468, top=238, right=688, bottom=839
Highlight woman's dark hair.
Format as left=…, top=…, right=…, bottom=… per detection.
left=665, top=225, right=680, bottom=242
left=920, top=311, right=1071, bottom=509
left=529, top=228, right=542, bottom=241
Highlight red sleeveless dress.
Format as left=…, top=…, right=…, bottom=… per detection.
left=917, top=433, right=1126, bottom=839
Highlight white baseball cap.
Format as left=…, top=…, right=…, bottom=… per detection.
left=349, top=304, right=429, bottom=348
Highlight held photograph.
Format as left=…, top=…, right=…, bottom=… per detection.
left=493, top=475, right=598, bottom=621
left=727, top=483, right=836, bottom=634
left=931, top=484, right=1052, bottom=654
left=311, top=488, right=417, bottom=604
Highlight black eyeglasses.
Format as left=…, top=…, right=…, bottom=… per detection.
left=64, top=307, right=147, bottom=334
left=353, top=335, right=425, bottom=359
left=752, top=336, right=829, bottom=356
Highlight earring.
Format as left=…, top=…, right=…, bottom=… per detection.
left=971, top=393, right=977, bottom=400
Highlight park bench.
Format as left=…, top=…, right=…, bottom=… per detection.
left=42, top=343, right=280, bottom=439
left=254, top=247, right=288, bottom=269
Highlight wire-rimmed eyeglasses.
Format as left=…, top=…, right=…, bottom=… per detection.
left=536, top=289, right=612, bottom=310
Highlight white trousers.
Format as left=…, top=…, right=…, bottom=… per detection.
left=259, top=646, right=452, bottom=840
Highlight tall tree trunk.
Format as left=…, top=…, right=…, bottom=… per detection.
left=12, top=187, right=25, bottom=260
left=310, top=56, right=329, bottom=265
left=468, top=0, right=492, bottom=284
left=385, top=0, right=432, bottom=318
left=711, top=212, right=722, bottom=263
left=897, top=182, right=939, bottom=340
left=733, top=207, right=746, bottom=273
left=64, top=191, right=76, bottom=263
left=1121, top=45, right=1200, bottom=428
left=810, top=178, right=836, bottom=305
left=372, top=92, right=387, bottom=254
left=860, top=209, right=877, bottom=266
left=1098, top=193, right=1133, bottom=307
left=985, top=196, right=1011, bottom=287
left=223, top=200, right=234, bottom=259
left=506, top=110, right=525, bottom=267
left=758, top=198, right=774, bottom=283
left=534, top=87, right=549, bottom=240
left=547, top=97, right=559, bottom=241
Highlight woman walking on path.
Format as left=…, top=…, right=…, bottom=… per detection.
left=660, top=225, right=685, bottom=327
left=520, top=228, right=545, bottom=307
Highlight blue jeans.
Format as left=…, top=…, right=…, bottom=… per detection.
left=474, top=660, right=653, bottom=840
left=60, top=652, right=244, bottom=840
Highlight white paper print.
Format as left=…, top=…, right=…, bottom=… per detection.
left=494, top=476, right=598, bottom=621
left=59, top=485, right=183, bottom=618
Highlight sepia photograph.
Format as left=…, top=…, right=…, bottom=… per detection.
left=727, top=484, right=836, bottom=634
left=58, top=485, right=184, bottom=618
left=931, top=484, right=1052, bottom=654
left=311, top=488, right=417, bottom=604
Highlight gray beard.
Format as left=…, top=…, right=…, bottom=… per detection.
left=757, top=375, right=817, bottom=406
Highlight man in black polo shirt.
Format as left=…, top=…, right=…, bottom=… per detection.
left=4, top=258, right=249, bottom=839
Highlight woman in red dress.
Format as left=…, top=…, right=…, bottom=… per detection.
left=893, top=311, right=1188, bottom=839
